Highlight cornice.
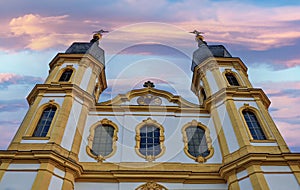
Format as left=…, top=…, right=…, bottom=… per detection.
left=204, top=87, right=271, bottom=110
left=48, top=53, right=104, bottom=70
left=26, top=83, right=95, bottom=106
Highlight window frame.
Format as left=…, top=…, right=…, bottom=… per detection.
left=223, top=69, right=243, bottom=87
left=23, top=100, right=60, bottom=140
left=135, top=118, right=165, bottom=161
left=32, top=106, right=57, bottom=137
left=239, top=104, right=274, bottom=142
left=56, top=65, right=75, bottom=83
left=86, top=118, right=118, bottom=162
left=182, top=120, right=214, bottom=163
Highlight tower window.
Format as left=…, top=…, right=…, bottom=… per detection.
left=86, top=119, right=118, bottom=162
left=242, top=110, right=266, bottom=140
left=59, top=69, right=73, bottom=82
left=135, top=118, right=165, bottom=161
left=225, top=73, right=239, bottom=86
left=182, top=120, right=214, bottom=162
left=33, top=106, right=57, bottom=137
left=92, top=124, right=115, bottom=156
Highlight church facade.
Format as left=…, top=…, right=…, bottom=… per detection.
left=0, top=33, right=300, bottom=190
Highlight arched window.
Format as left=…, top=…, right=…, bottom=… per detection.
left=242, top=110, right=266, bottom=140
left=225, top=73, right=239, bottom=86
left=32, top=106, right=57, bottom=137
left=186, top=126, right=209, bottom=157
left=135, top=118, right=165, bottom=161
left=87, top=119, right=118, bottom=162
left=59, top=69, right=73, bottom=82
left=139, top=125, right=161, bottom=157
left=182, top=120, right=214, bottom=163
left=92, top=124, right=115, bottom=156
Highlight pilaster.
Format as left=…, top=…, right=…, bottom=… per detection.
left=50, top=96, right=74, bottom=145
left=0, top=159, right=12, bottom=181
left=247, top=165, right=270, bottom=190
left=62, top=168, right=75, bottom=190
left=225, top=99, right=250, bottom=147
left=226, top=171, right=240, bottom=190
left=70, top=101, right=90, bottom=160
left=254, top=99, right=290, bottom=153
left=31, top=161, right=55, bottom=190
left=210, top=104, right=230, bottom=157
left=8, top=95, right=43, bottom=147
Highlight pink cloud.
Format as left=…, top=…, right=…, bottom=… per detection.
left=6, top=14, right=89, bottom=50
left=9, top=14, right=69, bottom=36
left=0, top=73, right=17, bottom=83
left=274, top=58, right=300, bottom=68
left=0, top=1, right=299, bottom=52
left=274, top=120, right=300, bottom=147
left=0, top=73, right=43, bottom=88
left=255, top=81, right=300, bottom=149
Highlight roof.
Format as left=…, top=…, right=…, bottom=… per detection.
left=65, top=41, right=105, bottom=64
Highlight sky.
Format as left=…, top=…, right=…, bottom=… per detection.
left=0, top=0, right=300, bottom=152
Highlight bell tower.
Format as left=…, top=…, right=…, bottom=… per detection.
left=190, top=33, right=297, bottom=190
left=1, top=33, right=107, bottom=190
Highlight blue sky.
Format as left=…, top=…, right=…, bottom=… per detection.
left=0, top=0, right=300, bottom=151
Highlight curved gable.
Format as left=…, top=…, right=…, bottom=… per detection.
left=99, top=87, right=199, bottom=108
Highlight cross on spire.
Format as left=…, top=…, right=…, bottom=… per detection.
left=143, top=81, right=155, bottom=88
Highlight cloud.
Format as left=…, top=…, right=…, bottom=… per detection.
left=274, top=58, right=300, bottom=68
left=255, top=80, right=300, bottom=150
left=274, top=120, right=300, bottom=148
left=6, top=14, right=89, bottom=50
left=9, top=14, right=69, bottom=36
left=0, top=99, right=28, bottom=112
left=0, top=73, right=43, bottom=89
left=0, top=0, right=299, bottom=52
left=0, top=120, right=19, bottom=149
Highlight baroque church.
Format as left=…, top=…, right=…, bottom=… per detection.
left=0, top=31, right=300, bottom=190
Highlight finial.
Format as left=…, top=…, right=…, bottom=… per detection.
left=190, top=30, right=205, bottom=41
left=91, top=29, right=109, bottom=43
left=190, top=30, right=207, bottom=46
left=143, top=81, right=155, bottom=88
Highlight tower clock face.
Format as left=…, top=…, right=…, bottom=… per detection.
left=137, top=94, right=162, bottom=106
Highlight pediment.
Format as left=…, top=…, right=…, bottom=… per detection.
left=99, top=87, right=198, bottom=108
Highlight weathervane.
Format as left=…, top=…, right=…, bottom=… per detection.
left=190, top=30, right=205, bottom=41
left=91, top=29, right=109, bottom=42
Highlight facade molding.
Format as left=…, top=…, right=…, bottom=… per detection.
left=23, top=100, right=60, bottom=139
left=99, top=86, right=199, bottom=108
left=238, top=104, right=274, bottom=141
left=135, top=118, right=165, bottom=161
left=86, top=118, right=119, bottom=162
left=182, top=120, right=214, bottom=163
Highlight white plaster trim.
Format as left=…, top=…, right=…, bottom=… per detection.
left=21, top=139, right=49, bottom=144
left=261, top=166, right=291, bottom=172
left=237, top=170, right=248, bottom=179
left=8, top=164, right=40, bottom=170
left=53, top=168, right=65, bottom=178
left=250, top=142, right=278, bottom=146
